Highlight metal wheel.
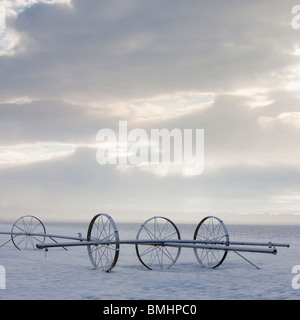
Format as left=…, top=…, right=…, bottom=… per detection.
left=11, top=215, right=46, bottom=250
left=193, top=216, right=229, bottom=268
left=87, top=213, right=120, bottom=272
left=135, top=216, right=181, bottom=270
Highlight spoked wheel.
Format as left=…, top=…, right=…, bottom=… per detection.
left=87, top=213, right=120, bottom=272
left=11, top=215, right=46, bottom=250
left=193, top=216, right=229, bottom=268
left=135, top=216, right=181, bottom=270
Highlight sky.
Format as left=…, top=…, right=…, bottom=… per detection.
left=0, top=0, right=300, bottom=224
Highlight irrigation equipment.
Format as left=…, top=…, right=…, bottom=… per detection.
left=0, top=213, right=290, bottom=272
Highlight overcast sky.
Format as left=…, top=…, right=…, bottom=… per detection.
left=0, top=0, right=300, bottom=224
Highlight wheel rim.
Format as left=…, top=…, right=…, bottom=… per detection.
left=135, top=216, right=181, bottom=270
left=193, top=216, right=229, bottom=268
left=11, top=215, right=46, bottom=250
left=87, top=213, right=120, bottom=272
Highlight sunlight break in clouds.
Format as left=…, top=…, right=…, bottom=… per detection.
left=259, top=112, right=300, bottom=130
left=0, top=143, right=76, bottom=167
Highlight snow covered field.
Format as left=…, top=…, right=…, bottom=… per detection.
left=0, top=219, right=300, bottom=300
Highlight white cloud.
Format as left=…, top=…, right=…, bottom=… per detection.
left=259, top=112, right=300, bottom=129
left=285, top=82, right=300, bottom=90
left=0, top=142, right=76, bottom=167
left=278, top=112, right=300, bottom=128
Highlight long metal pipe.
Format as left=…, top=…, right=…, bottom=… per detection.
left=0, top=231, right=87, bottom=241
left=0, top=229, right=287, bottom=254
left=36, top=239, right=278, bottom=254
left=1, top=231, right=290, bottom=249
left=164, top=242, right=277, bottom=254
left=154, top=239, right=290, bottom=248
left=225, top=240, right=289, bottom=248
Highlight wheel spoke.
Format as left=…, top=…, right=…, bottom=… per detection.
left=11, top=215, right=46, bottom=250
left=135, top=216, right=181, bottom=270
left=193, top=216, right=229, bottom=268
left=87, top=214, right=119, bottom=272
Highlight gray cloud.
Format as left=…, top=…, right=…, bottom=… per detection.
left=0, top=99, right=117, bottom=145
left=0, top=0, right=298, bottom=102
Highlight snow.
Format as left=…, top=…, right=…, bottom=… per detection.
left=0, top=219, right=300, bottom=300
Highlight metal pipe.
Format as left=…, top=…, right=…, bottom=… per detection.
left=164, top=242, right=277, bottom=254
left=155, top=239, right=290, bottom=248
left=0, top=231, right=88, bottom=242
left=226, top=240, right=289, bottom=248
left=37, top=239, right=166, bottom=248
left=36, top=239, right=278, bottom=254
left=1, top=231, right=289, bottom=249
left=37, top=240, right=94, bottom=248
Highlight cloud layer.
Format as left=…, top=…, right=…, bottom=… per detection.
left=0, top=0, right=300, bottom=223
